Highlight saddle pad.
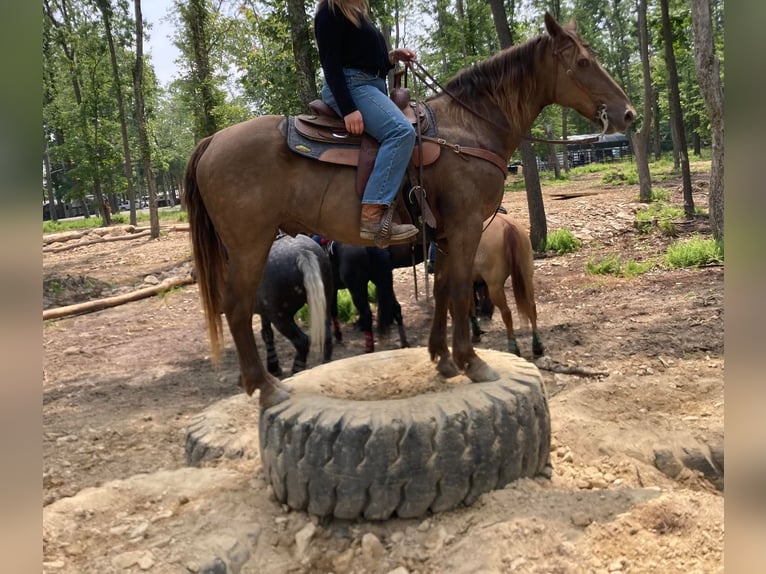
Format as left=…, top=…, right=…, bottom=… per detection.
left=286, top=116, right=360, bottom=166
left=285, top=103, right=440, bottom=168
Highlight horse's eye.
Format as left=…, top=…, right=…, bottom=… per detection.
left=577, top=57, right=590, bottom=68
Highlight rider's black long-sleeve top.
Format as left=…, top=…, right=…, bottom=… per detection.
left=314, top=3, right=393, bottom=117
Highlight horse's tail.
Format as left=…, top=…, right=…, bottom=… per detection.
left=184, top=136, right=226, bottom=363
left=504, top=220, right=537, bottom=328
left=296, top=251, right=327, bottom=360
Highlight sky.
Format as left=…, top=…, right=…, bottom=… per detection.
left=141, top=0, right=180, bottom=87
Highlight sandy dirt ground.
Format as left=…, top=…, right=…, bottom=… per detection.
left=42, top=162, right=723, bottom=573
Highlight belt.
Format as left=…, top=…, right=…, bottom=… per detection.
left=360, top=67, right=387, bottom=79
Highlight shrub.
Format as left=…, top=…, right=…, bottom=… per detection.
left=586, top=255, right=653, bottom=277
left=634, top=203, right=685, bottom=235
left=545, top=229, right=581, bottom=254
left=665, top=237, right=723, bottom=268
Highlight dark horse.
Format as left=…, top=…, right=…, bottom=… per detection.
left=256, top=234, right=334, bottom=376
left=184, top=14, right=634, bottom=408
left=470, top=212, right=544, bottom=358
left=327, top=242, right=410, bottom=353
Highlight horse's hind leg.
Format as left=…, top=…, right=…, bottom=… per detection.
left=488, top=282, right=520, bottom=356
left=223, top=252, right=289, bottom=409
left=274, top=318, right=310, bottom=374
left=260, top=317, right=283, bottom=377
left=529, top=302, right=545, bottom=357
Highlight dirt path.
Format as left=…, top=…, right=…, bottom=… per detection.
left=43, top=164, right=723, bottom=573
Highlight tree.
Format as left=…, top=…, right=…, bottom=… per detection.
left=96, top=0, right=138, bottom=225
left=487, top=0, right=547, bottom=251
left=690, top=0, right=724, bottom=241
left=133, top=0, right=160, bottom=238
left=631, top=0, right=653, bottom=203
left=177, top=0, right=221, bottom=139
left=659, top=0, right=693, bottom=218
left=285, top=0, right=318, bottom=109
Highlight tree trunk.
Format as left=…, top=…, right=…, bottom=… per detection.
left=690, top=0, right=724, bottom=241
left=184, top=0, right=218, bottom=140
left=561, top=108, right=570, bottom=173
left=488, top=0, right=513, bottom=49
left=521, top=138, right=547, bottom=252
left=96, top=0, right=138, bottom=226
left=545, top=125, right=561, bottom=179
left=43, top=128, right=58, bottom=223
left=486, top=0, right=547, bottom=249
left=631, top=0, right=653, bottom=203
left=660, top=0, right=694, bottom=218
left=286, top=0, right=318, bottom=110
left=133, top=0, right=160, bottom=238
left=652, top=91, right=662, bottom=160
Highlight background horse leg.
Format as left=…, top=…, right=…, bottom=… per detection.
left=349, top=285, right=374, bottom=353
left=392, top=298, right=409, bottom=348
left=272, top=317, right=310, bottom=374
left=260, top=317, right=283, bottom=376
left=223, top=252, right=288, bottom=409
left=487, top=282, right=520, bottom=356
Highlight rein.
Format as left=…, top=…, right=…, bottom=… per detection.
left=406, top=45, right=608, bottom=146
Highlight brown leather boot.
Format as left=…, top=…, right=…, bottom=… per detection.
left=360, top=204, right=418, bottom=247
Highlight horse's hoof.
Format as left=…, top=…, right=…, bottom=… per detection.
left=259, top=377, right=291, bottom=411
left=465, top=358, right=500, bottom=383
left=532, top=334, right=545, bottom=358
left=507, top=338, right=520, bottom=356
left=437, top=356, right=460, bottom=378
left=471, top=334, right=482, bottom=344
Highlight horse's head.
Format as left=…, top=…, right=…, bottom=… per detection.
left=544, top=12, right=635, bottom=134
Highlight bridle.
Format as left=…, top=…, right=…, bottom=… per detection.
left=405, top=34, right=610, bottom=146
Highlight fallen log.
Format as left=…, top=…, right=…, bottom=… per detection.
left=534, top=355, right=609, bottom=377
left=42, top=275, right=195, bottom=321
left=43, top=229, right=152, bottom=253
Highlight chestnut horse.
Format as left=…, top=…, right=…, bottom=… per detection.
left=184, top=13, right=634, bottom=409
left=470, top=212, right=544, bottom=358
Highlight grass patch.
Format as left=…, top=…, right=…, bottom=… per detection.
left=635, top=203, right=685, bottom=235
left=545, top=229, right=581, bottom=254
left=43, top=207, right=187, bottom=233
left=296, top=283, right=376, bottom=324
left=43, top=217, right=104, bottom=234
left=665, top=236, right=723, bottom=268
left=586, top=254, right=654, bottom=277
left=601, top=165, right=638, bottom=185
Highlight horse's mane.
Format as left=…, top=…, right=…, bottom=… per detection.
left=442, top=34, right=550, bottom=129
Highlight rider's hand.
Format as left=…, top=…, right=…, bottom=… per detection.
left=389, top=48, right=418, bottom=64
left=344, top=110, right=364, bottom=135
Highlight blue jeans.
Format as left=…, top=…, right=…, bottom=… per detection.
left=321, top=69, right=415, bottom=207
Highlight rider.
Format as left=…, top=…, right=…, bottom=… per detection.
left=314, top=0, right=419, bottom=247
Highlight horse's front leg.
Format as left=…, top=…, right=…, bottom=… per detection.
left=428, top=243, right=459, bottom=377
left=447, top=242, right=499, bottom=383
left=224, top=252, right=290, bottom=410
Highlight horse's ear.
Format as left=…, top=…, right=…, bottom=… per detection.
left=544, top=12, right=563, bottom=38
left=566, top=18, right=578, bottom=32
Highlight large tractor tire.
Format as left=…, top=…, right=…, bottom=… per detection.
left=259, top=348, right=550, bottom=520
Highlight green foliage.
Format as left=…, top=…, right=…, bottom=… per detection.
left=586, top=255, right=654, bottom=277
left=601, top=166, right=638, bottom=185
left=43, top=217, right=104, bottom=234
left=296, top=283, right=377, bottom=324
left=634, top=203, right=685, bottom=236
left=665, top=237, right=723, bottom=268
left=545, top=229, right=582, bottom=254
